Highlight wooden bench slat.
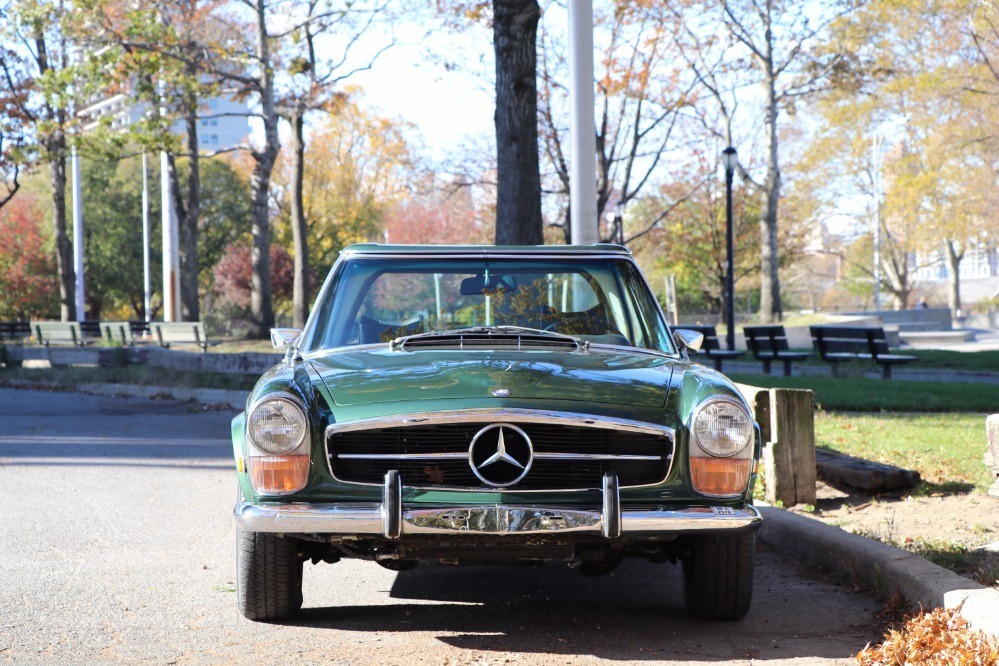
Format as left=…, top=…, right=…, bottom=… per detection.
left=30, top=321, right=89, bottom=347
left=100, top=321, right=137, bottom=346
left=152, top=322, right=217, bottom=352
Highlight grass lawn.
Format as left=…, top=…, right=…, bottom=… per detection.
left=212, top=339, right=280, bottom=354
left=901, top=348, right=999, bottom=372
left=814, top=411, right=992, bottom=494
left=728, top=373, right=999, bottom=412
left=727, top=347, right=999, bottom=373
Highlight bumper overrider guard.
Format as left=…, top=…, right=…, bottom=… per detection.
left=234, top=471, right=762, bottom=537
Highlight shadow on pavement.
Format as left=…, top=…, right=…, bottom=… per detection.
left=288, top=547, right=885, bottom=662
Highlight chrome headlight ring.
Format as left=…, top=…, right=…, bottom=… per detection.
left=246, top=393, right=310, bottom=456
left=688, top=395, right=754, bottom=458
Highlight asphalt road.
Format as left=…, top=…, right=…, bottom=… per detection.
left=0, top=387, right=889, bottom=665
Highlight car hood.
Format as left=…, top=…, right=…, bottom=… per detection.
left=308, top=346, right=674, bottom=410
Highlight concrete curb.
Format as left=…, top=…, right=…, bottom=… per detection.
left=758, top=506, right=999, bottom=638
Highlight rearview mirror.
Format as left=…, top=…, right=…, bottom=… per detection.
left=459, top=274, right=517, bottom=295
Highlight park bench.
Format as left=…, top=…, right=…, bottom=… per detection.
left=676, top=324, right=744, bottom=372
left=79, top=320, right=103, bottom=339
left=100, top=321, right=140, bottom=346
left=743, top=325, right=810, bottom=376
left=30, top=320, right=90, bottom=347
left=0, top=321, right=31, bottom=342
left=809, top=325, right=917, bottom=379
left=152, top=321, right=218, bottom=352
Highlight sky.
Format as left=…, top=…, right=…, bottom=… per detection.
left=334, top=17, right=497, bottom=160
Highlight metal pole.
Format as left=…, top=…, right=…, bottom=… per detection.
left=569, top=0, right=598, bottom=245
left=142, top=152, right=151, bottom=323
left=725, top=158, right=735, bottom=351
left=71, top=145, right=85, bottom=322
left=161, top=150, right=179, bottom=322
left=873, top=133, right=881, bottom=312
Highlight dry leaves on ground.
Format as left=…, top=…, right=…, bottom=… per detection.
left=856, top=607, right=999, bottom=665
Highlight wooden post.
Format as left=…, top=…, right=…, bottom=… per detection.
left=988, top=415, right=999, bottom=499
left=736, top=383, right=816, bottom=507
left=766, top=388, right=817, bottom=506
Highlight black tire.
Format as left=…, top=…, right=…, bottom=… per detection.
left=681, top=533, right=755, bottom=621
left=237, top=529, right=304, bottom=621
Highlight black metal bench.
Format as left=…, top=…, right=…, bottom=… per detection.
left=677, top=324, right=744, bottom=372
left=79, top=320, right=103, bottom=339
left=0, top=321, right=31, bottom=341
left=809, top=325, right=917, bottom=379
left=743, top=325, right=810, bottom=376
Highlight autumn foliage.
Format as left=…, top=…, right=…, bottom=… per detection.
left=381, top=190, right=490, bottom=246
left=856, top=608, right=999, bottom=665
left=212, top=244, right=293, bottom=311
left=0, top=193, right=58, bottom=319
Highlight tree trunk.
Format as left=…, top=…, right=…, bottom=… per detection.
left=289, top=108, right=310, bottom=329
left=944, top=239, right=962, bottom=313
left=493, top=0, right=543, bottom=245
left=177, top=102, right=201, bottom=322
left=759, top=64, right=782, bottom=323
left=884, top=256, right=911, bottom=310
left=47, top=135, right=76, bottom=322
left=247, top=0, right=278, bottom=338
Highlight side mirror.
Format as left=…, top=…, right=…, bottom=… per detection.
left=673, top=329, right=704, bottom=353
left=270, top=328, right=302, bottom=351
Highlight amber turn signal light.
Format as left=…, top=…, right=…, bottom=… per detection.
left=690, top=456, right=752, bottom=496
left=248, top=454, right=309, bottom=494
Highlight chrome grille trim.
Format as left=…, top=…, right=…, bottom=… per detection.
left=335, top=452, right=663, bottom=462
left=326, top=408, right=674, bottom=439
left=338, top=452, right=470, bottom=460
left=324, top=409, right=675, bottom=492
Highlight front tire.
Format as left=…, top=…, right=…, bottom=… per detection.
left=681, top=533, right=754, bottom=621
left=237, top=529, right=304, bottom=621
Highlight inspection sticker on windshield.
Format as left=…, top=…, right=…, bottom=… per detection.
left=710, top=507, right=736, bottom=516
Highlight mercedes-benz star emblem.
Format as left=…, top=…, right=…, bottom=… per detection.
left=468, top=424, right=533, bottom=487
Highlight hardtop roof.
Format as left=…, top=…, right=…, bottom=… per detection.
left=340, top=243, right=632, bottom=256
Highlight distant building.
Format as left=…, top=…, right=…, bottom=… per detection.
left=913, top=240, right=999, bottom=306
left=79, top=90, right=248, bottom=150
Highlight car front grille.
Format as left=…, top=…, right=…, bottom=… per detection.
left=326, top=418, right=673, bottom=491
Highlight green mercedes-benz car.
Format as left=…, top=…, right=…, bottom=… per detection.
left=232, top=244, right=761, bottom=622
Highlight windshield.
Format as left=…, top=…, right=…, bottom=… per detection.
left=301, top=256, right=675, bottom=355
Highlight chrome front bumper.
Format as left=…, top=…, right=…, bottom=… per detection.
left=234, top=472, right=762, bottom=538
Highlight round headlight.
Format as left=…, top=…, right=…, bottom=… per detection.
left=691, top=399, right=753, bottom=457
left=248, top=397, right=308, bottom=455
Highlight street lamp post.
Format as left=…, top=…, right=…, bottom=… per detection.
left=141, top=151, right=151, bottom=324
left=872, top=133, right=883, bottom=312
left=614, top=200, right=626, bottom=246
left=722, top=146, right=738, bottom=352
